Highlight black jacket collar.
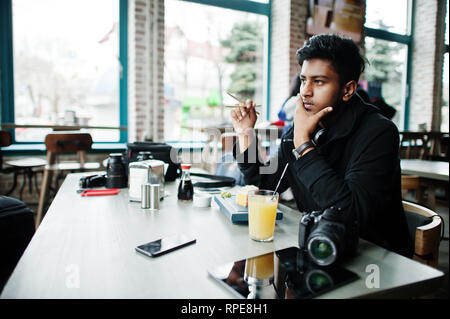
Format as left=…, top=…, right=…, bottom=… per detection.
left=282, top=94, right=378, bottom=147
left=321, top=94, right=377, bottom=147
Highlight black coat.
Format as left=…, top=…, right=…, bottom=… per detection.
left=234, top=95, right=413, bottom=258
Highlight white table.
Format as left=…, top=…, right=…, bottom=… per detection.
left=401, top=159, right=449, bottom=182
left=1, top=173, right=444, bottom=299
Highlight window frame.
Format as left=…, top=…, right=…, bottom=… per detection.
left=0, top=0, right=128, bottom=147
left=364, top=0, right=414, bottom=130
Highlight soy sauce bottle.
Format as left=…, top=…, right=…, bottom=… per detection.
left=178, top=164, right=194, bottom=200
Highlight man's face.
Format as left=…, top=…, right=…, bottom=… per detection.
left=299, top=58, right=343, bottom=115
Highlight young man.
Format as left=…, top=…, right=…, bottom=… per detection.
left=231, top=34, right=413, bottom=258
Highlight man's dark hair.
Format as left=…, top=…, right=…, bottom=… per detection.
left=296, top=34, right=366, bottom=86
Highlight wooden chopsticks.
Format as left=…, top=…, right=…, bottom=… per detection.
left=226, top=92, right=260, bottom=115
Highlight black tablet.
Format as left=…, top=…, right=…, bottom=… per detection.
left=208, top=246, right=359, bottom=299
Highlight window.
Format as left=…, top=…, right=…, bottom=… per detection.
left=364, top=38, right=408, bottom=129
left=0, top=0, right=127, bottom=143
left=164, top=0, right=269, bottom=142
left=364, top=0, right=411, bottom=130
left=365, top=0, right=410, bottom=35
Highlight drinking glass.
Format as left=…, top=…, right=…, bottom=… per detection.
left=247, top=189, right=279, bottom=242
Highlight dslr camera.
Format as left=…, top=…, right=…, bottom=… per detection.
left=79, top=174, right=106, bottom=188
left=298, top=207, right=359, bottom=266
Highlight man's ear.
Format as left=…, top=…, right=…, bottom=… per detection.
left=341, top=80, right=357, bottom=102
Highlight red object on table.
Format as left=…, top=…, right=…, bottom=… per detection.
left=271, top=120, right=285, bottom=127
left=81, top=189, right=120, bottom=196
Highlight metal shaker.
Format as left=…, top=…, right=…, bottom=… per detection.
left=149, top=184, right=160, bottom=210
left=141, top=183, right=151, bottom=209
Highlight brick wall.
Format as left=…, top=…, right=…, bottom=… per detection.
left=410, top=0, right=447, bottom=131
left=431, top=0, right=447, bottom=131
left=270, top=0, right=308, bottom=121
left=289, top=0, right=308, bottom=81
left=128, top=0, right=165, bottom=142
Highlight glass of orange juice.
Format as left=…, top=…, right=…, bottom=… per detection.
left=247, top=189, right=279, bottom=242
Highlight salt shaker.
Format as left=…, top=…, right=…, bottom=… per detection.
left=141, top=183, right=151, bottom=209
left=150, top=184, right=160, bottom=210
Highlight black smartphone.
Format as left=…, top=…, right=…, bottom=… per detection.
left=135, top=233, right=196, bottom=257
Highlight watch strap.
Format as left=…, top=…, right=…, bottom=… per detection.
left=292, top=140, right=315, bottom=159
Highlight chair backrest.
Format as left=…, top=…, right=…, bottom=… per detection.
left=44, top=132, right=93, bottom=152
left=0, top=130, right=13, bottom=171
left=401, top=175, right=420, bottom=191
left=399, top=132, right=428, bottom=159
left=44, top=133, right=93, bottom=165
left=0, top=130, right=12, bottom=147
left=399, top=131, right=449, bottom=161
left=401, top=174, right=420, bottom=199
left=400, top=175, right=430, bottom=208
left=403, top=200, right=441, bottom=268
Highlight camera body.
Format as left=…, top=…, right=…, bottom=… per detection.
left=78, top=153, right=128, bottom=189
left=298, top=207, right=359, bottom=266
left=79, top=174, right=106, bottom=188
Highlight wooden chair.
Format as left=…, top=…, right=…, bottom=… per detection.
left=399, top=132, right=428, bottom=159
left=399, top=131, right=449, bottom=161
left=0, top=130, right=12, bottom=146
left=1, top=130, right=47, bottom=200
left=401, top=175, right=436, bottom=210
left=403, top=201, right=442, bottom=268
left=401, top=175, right=423, bottom=202
left=35, top=133, right=101, bottom=228
left=0, top=130, right=13, bottom=170
left=426, top=132, right=449, bottom=161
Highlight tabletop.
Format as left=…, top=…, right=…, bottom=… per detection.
left=1, top=172, right=444, bottom=299
left=400, top=159, right=449, bottom=181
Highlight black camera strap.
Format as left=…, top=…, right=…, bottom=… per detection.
left=190, top=173, right=236, bottom=188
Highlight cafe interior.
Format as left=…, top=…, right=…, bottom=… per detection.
left=0, top=0, right=449, bottom=300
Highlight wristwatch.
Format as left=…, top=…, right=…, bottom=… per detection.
left=292, top=140, right=315, bottom=160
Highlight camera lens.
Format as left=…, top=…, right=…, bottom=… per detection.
left=307, top=236, right=337, bottom=266
left=311, top=240, right=332, bottom=259
left=305, top=270, right=333, bottom=292
left=106, top=153, right=127, bottom=188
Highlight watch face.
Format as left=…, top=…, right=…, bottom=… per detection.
left=292, top=148, right=300, bottom=159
